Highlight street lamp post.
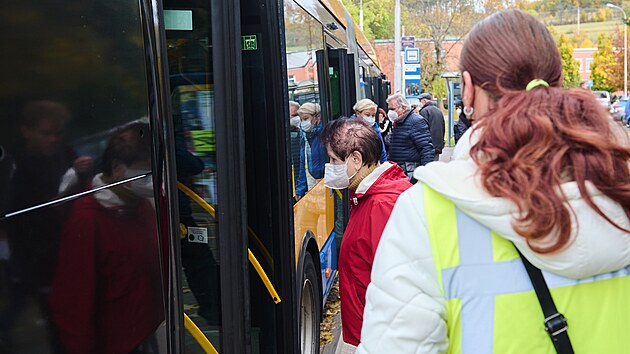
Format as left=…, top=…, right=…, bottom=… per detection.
left=607, top=3, right=627, bottom=98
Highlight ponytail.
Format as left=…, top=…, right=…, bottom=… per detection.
left=471, top=87, right=630, bottom=253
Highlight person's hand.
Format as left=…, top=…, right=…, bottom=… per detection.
left=294, top=195, right=302, bottom=202
left=73, top=156, right=94, bottom=174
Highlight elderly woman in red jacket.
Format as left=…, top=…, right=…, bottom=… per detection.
left=321, top=117, right=412, bottom=348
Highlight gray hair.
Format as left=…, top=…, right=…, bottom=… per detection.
left=289, top=101, right=300, bottom=110
left=386, top=93, right=410, bottom=111
left=352, top=98, right=377, bottom=113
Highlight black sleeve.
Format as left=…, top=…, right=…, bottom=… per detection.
left=410, top=116, right=435, bottom=165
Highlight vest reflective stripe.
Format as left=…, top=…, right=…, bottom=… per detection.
left=423, top=184, right=630, bottom=354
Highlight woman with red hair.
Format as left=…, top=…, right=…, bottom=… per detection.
left=358, top=10, right=630, bottom=353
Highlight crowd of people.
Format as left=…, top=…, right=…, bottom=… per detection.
left=299, top=9, right=630, bottom=354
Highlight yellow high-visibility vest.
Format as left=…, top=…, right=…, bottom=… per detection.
left=423, top=184, right=630, bottom=353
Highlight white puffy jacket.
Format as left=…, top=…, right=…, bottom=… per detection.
left=357, top=153, right=630, bottom=353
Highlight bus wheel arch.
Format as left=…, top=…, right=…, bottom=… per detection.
left=297, top=232, right=322, bottom=354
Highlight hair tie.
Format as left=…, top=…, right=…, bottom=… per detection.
left=526, top=79, right=549, bottom=91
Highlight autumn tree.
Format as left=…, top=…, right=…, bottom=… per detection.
left=612, top=25, right=629, bottom=93
left=343, top=0, right=395, bottom=40
left=402, top=0, right=480, bottom=107
left=591, top=33, right=619, bottom=92
left=558, top=34, right=581, bottom=88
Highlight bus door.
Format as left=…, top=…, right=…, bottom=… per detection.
left=324, top=47, right=356, bottom=263
left=163, top=0, right=276, bottom=353
left=326, top=48, right=355, bottom=119
left=162, top=3, right=226, bottom=353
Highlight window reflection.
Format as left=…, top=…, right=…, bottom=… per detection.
left=284, top=0, right=326, bottom=198
left=0, top=2, right=166, bottom=352
left=49, top=122, right=163, bottom=354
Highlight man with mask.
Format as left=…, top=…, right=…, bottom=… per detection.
left=352, top=99, right=387, bottom=163
left=295, top=102, right=325, bottom=200
left=418, top=93, right=445, bottom=161
left=386, top=93, right=434, bottom=179
left=49, top=121, right=164, bottom=354
left=320, top=117, right=411, bottom=349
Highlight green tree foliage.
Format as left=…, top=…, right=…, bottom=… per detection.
left=591, top=33, right=619, bottom=92
left=558, top=34, right=581, bottom=88
left=343, top=0, right=395, bottom=40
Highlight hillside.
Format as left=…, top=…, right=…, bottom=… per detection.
left=552, top=20, right=623, bottom=43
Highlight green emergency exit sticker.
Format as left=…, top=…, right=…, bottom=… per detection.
left=164, top=10, right=193, bottom=30
left=241, top=35, right=257, bottom=51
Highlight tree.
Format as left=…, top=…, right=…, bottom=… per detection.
left=402, top=0, right=480, bottom=107
left=343, top=0, right=395, bottom=40
left=612, top=26, right=628, bottom=93
left=579, top=38, right=595, bottom=48
left=591, top=33, right=619, bottom=92
left=558, top=34, right=581, bottom=88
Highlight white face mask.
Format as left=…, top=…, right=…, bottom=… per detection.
left=323, top=156, right=359, bottom=190
left=387, top=109, right=399, bottom=122
left=363, top=116, right=376, bottom=125
left=290, top=116, right=301, bottom=128
left=123, top=167, right=154, bottom=198
left=456, top=108, right=462, bottom=115
left=300, top=119, right=312, bottom=132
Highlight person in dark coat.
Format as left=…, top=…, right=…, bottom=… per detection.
left=418, top=93, right=445, bottom=161
left=453, top=99, right=472, bottom=143
left=386, top=94, right=434, bottom=179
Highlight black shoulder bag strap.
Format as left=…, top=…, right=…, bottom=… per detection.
left=516, top=249, right=575, bottom=354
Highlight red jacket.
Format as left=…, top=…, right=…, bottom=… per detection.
left=338, top=162, right=412, bottom=346
left=49, top=186, right=164, bottom=354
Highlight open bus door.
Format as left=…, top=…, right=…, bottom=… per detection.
left=324, top=47, right=356, bottom=261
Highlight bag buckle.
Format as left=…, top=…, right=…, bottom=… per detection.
left=544, top=313, right=568, bottom=337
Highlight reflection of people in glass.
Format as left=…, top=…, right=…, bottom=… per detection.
left=295, top=102, right=326, bottom=200
left=2, top=100, right=93, bottom=352
left=288, top=101, right=301, bottom=188
left=175, top=133, right=221, bottom=326
left=49, top=122, right=163, bottom=354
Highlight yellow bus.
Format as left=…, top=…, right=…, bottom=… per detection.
left=0, top=0, right=387, bottom=353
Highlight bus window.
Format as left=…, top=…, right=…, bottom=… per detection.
left=285, top=1, right=326, bottom=199
left=163, top=1, right=223, bottom=352
left=0, top=2, right=166, bottom=353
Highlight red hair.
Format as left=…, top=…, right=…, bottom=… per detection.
left=461, top=10, right=630, bottom=253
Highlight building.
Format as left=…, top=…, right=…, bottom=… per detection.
left=373, top=38, right=464, bottom=93
left=574, top=47, right=597, bottom=85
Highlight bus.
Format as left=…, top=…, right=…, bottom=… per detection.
left=0, top=0, right=388, bottom=353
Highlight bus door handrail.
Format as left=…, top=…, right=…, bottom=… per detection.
left=184, top=313, right=219, bottom=354
left=176, top=182, right=281, bottom=304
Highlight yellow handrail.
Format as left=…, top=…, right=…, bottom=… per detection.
left=176, top=181, right=281, bottom=304
left=184, top=313, right=219, bottom=354
left=248, top=249, right=281, bottom=304
left=177, top=182, right=274, bottom=269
